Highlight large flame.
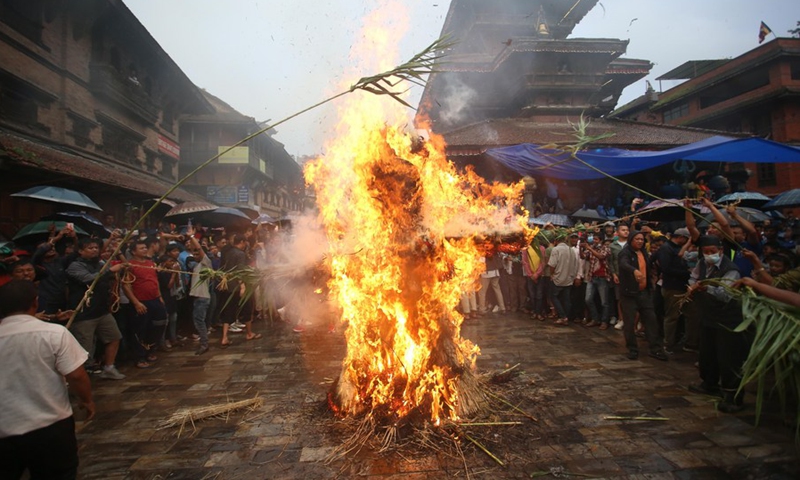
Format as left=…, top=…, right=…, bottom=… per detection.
left=304, top=4, right=532, bottom=424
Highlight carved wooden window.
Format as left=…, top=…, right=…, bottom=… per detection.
left=0, top=87, right=37, bottom=125
left=0, top=0, right=45, bottom=45
left=101, top=121, right=139, bottom=164
left=69, top=115, right=95, bottom=148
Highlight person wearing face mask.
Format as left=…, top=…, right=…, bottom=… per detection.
left=686, top=235, right=749, bottom=413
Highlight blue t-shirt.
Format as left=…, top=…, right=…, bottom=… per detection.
left=729, top=240, right=761, bottom=278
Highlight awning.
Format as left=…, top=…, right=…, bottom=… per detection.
left=486, top=136, right=800, bottom=180
left=0, top=131, right=204, bottom=202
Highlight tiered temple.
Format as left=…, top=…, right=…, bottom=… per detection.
left=417, top=0, right=653, bottom=131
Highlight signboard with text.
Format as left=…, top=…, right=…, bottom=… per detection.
left=238, top=186, right=249, bottom=203
left=218, top=146, right=249, bottom=164
left=158, top=135, right=180, bottom=159
left=206, top=186, right=238, bottom=204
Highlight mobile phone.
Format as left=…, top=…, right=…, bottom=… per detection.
left=66, top=222, right=74, bottom=230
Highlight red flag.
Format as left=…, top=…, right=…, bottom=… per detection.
left=759, top=21, right=773, bottom=44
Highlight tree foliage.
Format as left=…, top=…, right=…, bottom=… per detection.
left=790, top=21, right=800, bottom=38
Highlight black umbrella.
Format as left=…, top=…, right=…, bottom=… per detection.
left=636, top=199, right=707, bottom=222
left=700, top=207, right=771, bottom=226
left=252, top=213, right=278, bottom=225
left=198, top=207, right=252, bottom=228
left=571, top=208, right=608, bottom=222
left=762, top=189, right=800, bottom=210
left=40, top=212, right=111, bottom=238
left=11, top=186, right=101, bottom=210
left=716, top=192, right=771, bottom=208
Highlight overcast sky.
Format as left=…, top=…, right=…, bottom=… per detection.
left=124, top=0, right=799, bottom=157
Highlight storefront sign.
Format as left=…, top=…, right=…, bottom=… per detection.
left=218, top=146, right=249, bottom=164
left=158, top=135, right=180, bottom=159
left=206, top=186, right=238, bottom=204
left=238, top=186, right=249, bottom=203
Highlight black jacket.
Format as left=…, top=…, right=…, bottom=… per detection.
left=65, top=257, right=113, bottom=321
left=618, top=244, right=653, bottom=297
left=695, top=256, right=743, bottom=329
left=654, top=240, right=690, bottom=291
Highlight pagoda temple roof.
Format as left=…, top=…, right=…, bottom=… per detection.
left=441, top=117, right=739, bottom=155
left=439, top=38, right=630, bottom=74
left=442, top=0, right=600, bottom=45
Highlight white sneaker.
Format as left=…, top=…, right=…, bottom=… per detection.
left=229, top=325, right=243, bottom=333
left=232, top=321, right=245, bottom=329
left=99, top=365, right=126, bottom=380
left=614, top=320, right=624, bottom=331
left=609, top=316, right=618, bottom=325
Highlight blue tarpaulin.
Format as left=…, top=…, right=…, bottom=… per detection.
left=486, top=136, right=800, bottom=181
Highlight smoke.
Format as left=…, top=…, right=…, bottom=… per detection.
left=477, top=122, right=499, bottom=144
left=273, top=212, right=329, bottom=268
left=438, top=77, right=478, bottom=125
left=259, top=211, right=333, bottom=326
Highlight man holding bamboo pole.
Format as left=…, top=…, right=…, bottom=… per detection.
left=686, top=235, right=749, bottom=413
left=123, top=239, right=168, bottom=369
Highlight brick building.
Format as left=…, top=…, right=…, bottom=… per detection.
left=0, top=0, right=216, bottom=236
left=179, top=90, right=304, bottom=218
left=610, top=38, right=800, bottom=196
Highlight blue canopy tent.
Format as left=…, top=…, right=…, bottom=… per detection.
left=486, top=136, right=800, bottom=181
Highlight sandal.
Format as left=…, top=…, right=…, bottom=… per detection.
left=554, top=318, right=569, bottom=326
left=220, top=341, right=233, bottom=348
left=246, top=333, right=263, bottom=341
left=599, top=323, right=609, bottom=330
left=136, top=361, right=151, bottom=369
left=146, top=354, right=158, bottom=362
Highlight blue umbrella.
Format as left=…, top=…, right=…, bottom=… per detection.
left=762, top=189, right=800, bottom=210
left=529, top=213, right=573, bottom=227
left=11, top=186, right=101, bottom=211
left=716, top=192, right=771, bottom=208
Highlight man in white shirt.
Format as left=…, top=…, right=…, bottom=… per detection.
left=0, top=280, right=95, bottom=479
left=186, top=227, right=214, bottom=355
left=548, top=232, right=580, bottom=325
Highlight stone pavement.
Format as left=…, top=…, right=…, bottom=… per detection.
left=75, top=313, right=800, bottom=479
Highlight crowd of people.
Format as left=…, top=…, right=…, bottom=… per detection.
left=0, top=218, right=298, bottom=369
left=0, top=215, right=310, bottom=478
left=1, top=196, right=799, bottom=478
left=464, top=197, right=800, bottom=414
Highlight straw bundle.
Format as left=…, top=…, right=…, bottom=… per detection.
left=157, top=396, right=263, bottom=437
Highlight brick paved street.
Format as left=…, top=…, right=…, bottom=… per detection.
left=75, top=313, right=800, bottom=479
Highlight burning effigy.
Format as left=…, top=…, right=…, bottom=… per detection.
left=304, top=84, right=533, bottom=435
left=290, top=1, right=536, bottom=448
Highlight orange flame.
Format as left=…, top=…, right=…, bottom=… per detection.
left=304, top=4, right=533, bottom=424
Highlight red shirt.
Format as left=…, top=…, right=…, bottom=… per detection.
left=128, top=259, right=160, bottom=301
